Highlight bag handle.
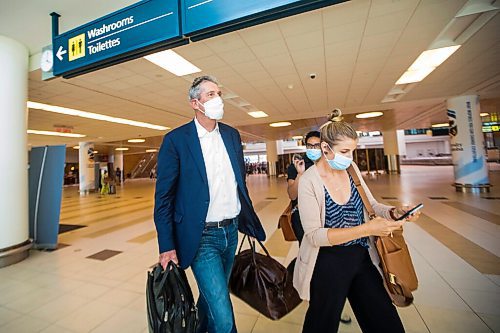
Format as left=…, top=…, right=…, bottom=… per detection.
left=155, top=263, right=172, bottom=291
left=237, top=234, right=272, bottom=258
left=347, top=165, right=376, bottom=219
left=169, top=262, right=196, bottom=303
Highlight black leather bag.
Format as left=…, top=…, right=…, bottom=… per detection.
left=229, top=236, right=302, bottom=320
left=146, top=262, right=198, bottom=333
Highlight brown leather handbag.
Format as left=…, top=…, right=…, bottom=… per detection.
left=375, top=229, right=418, bottom=306
left=347, top=166, right=418, bottom=307
left=278, top=202, right=297, bottom=241
left=229, top=235, right=302, bottom=319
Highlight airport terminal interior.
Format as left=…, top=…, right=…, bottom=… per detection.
left=1, top=0, right=500, bottom=332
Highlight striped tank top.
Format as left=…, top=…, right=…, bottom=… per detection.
left=324, top=174, right=368, bottom=248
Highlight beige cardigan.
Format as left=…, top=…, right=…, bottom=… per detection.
left=293, top=163, right=394, bottom=300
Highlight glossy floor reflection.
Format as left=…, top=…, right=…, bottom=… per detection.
left=0, top=165, right=499, bottom=332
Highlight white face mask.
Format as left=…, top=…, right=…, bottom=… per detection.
left=198, top=96, right=224, bottom=120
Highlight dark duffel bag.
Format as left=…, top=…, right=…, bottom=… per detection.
left=146, top=262, right=198, bottom=333
left=229, top=235, right=302, bottom=320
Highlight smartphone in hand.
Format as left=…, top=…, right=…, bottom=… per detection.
left=292, top=153, right=303, bottom=162
left=396, top=203, right=423, bottom=221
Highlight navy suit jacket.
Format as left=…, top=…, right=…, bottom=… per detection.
left=153, top=120, right=266, bottom=269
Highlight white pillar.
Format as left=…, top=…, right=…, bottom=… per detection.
left=276, top=140, right=284, bottom=155
left=447, top=95, right=490, bottom=192
left=266, top=141, right=278, bottom=176
left=113, top=151, right=123, bottom=183
left=382, top=130, right=401, bottom=174
left=78, top=142, right=96, bottom=193
left=0, top=36, right=31, bottom=267
left=397, top=130, right=406, bottom=157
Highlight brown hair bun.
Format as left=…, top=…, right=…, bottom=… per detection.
left=328, top=108, right=343, bottom=122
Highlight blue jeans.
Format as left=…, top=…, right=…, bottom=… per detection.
left=191, top=219, right=238, bottom=333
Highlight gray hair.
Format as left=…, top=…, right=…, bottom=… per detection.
left=320, top=109, right=358, bottom=146
left=188, top=75, right=219, bottom=100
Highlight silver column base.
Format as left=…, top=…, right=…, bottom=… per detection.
left=0, top=239, right=33, bottom=268
left=454, top=183, right=491, bottom=193
left=385, top=154, right=401, bottom=174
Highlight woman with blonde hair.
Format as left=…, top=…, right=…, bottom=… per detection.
left=294, top=109, right=416, bottom=332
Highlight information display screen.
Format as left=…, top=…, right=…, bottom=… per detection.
left=182, top=0, right=344, bottom=37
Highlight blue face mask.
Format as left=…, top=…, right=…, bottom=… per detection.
left=306, top=149, right=321, bottom=162
left=324, top=144, right=353, bottom=170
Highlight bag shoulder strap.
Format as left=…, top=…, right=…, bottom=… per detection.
left=347, top=165, right=375, bottom=219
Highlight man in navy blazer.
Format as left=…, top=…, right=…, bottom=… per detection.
left=154, top=76, right=266, bottom=333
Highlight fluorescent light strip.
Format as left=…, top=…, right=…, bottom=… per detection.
left=115, top=147, right=129, bottom=151
left=144, top=50, right=201, bottom=76
left=248, top=111, right=268, bottom=118
left=28, top=129, right=86, bottom=138
left=146, top=149, right=158, bottom=153
left=128, top=138, right=145, bottom=143
left=396, top=46, right=461, bottom=85
left=27, top=101, right=169, bottom=131
left=269, top=122, right=291, bottom=127
left=356, top=111, right=384, bottom=119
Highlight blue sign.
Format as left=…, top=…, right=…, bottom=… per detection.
left=182, top=0, right=344, bottom=38
left=29, top=145, right=66, bottom=250
left=53, top=0, right=183, bottom=77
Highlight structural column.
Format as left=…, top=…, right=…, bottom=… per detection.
left=447, top=95, right=490, bottom=192
left=113, top=150, right=124, bottom=183
left=78, top=142, right=96, bottom=194
left=382, top=130, right=405, bottom=174
left=266, top=141, right=278, bottom=176
left=0, top=36, right=31, bottom=267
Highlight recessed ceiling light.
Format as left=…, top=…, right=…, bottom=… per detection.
left=396, top=46, right=461, bottom=85
left=248, top=111, right=268, bottom=118
left=72, top=145, right=80, bottom=149
left=93, top=151, right=99, bottom=154
left=356, top=112, right=384, bottom=119
left=269, top=122, right=291, bottom=127
left=27, top=130, right=86, bottom=138
left=292, top=135, right=303, bottom=140
left=115, top=147, right=129, bottom=151
left=144, top=50, right=201, bottom=76
left=128, top=138, right=145, bottom=143
left=480, top=112, right=489, bottom=117
left=146, top=149, right=158, bottom=153
left=431, top=123, right=449, bottom=128
left=27, top=101, right=169, bottom=131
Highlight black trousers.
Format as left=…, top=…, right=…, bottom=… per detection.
left=291, top=209, right=304, bottom=244
left=303, top=245, right=405, bottom=333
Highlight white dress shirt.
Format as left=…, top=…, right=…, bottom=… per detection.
left=194, top=118, right=241, bottom=222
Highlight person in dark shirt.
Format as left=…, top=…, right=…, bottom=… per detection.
left=287, top=131, right=321, bottom=241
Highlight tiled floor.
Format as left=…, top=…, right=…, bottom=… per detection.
left=0, top=165, right=499, bottom=332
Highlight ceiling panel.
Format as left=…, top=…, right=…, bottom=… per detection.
left=7, top=0, right=497, bottom=147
